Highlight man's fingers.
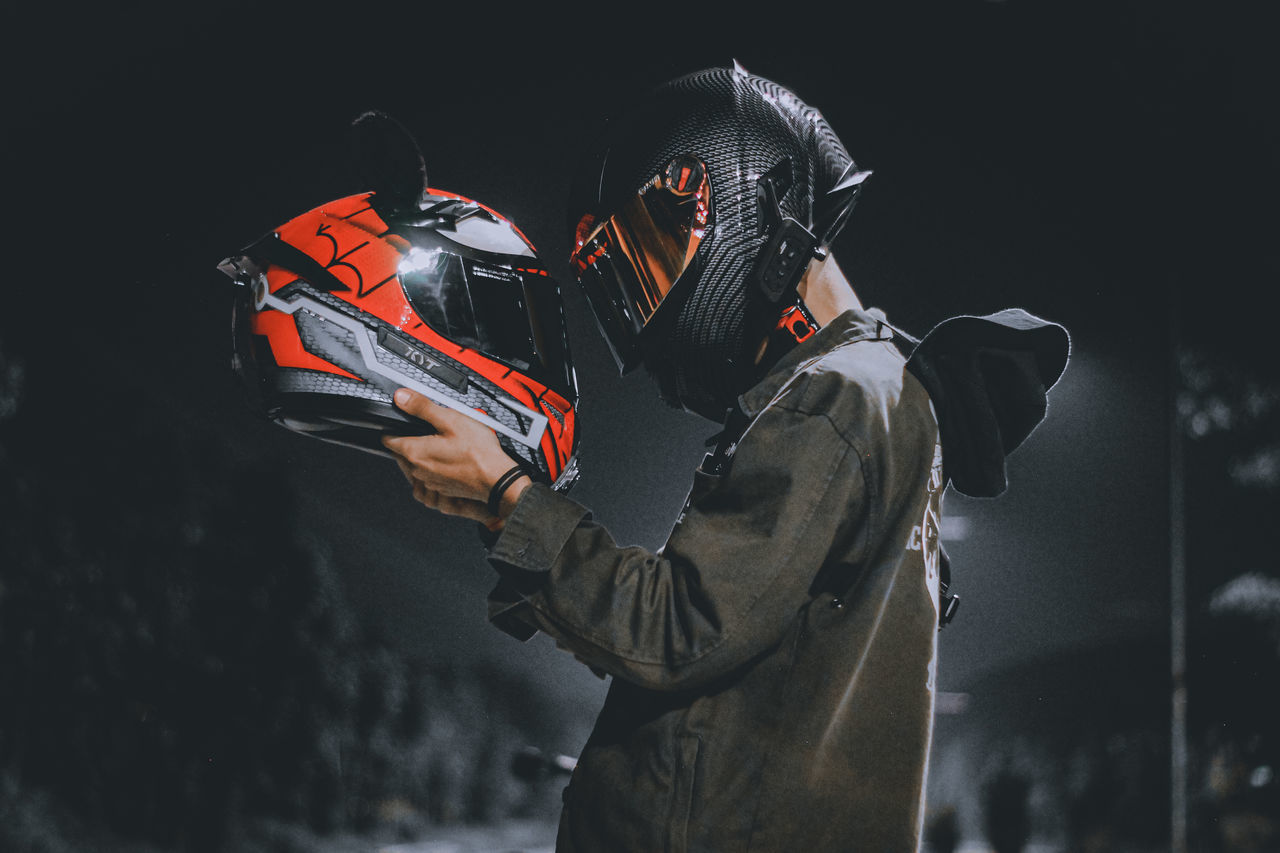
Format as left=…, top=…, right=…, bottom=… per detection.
left=438, top=494, right=497, bottom=525
left=391, top=388, right=472, bottom=435
left=385, top=440, right=463, bottom=494
left=382, top=432, right=459, bottom=476
left=410, top=483, right=496, bottom=525
left=382, top=431, right=438, bottom=461
left=392, top=455, right=417, bottom=486
left=381, top=389, right=511, bottom=506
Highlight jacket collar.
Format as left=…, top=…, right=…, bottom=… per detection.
left=738, top=306, right=895, bottom=419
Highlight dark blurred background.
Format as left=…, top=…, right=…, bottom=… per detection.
left=2, top=1, right=1277, bottom=851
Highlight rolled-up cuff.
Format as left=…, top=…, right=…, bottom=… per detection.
left=485, top=484, right=591, bottom=640
left=487, top=483, right=591, bottom=573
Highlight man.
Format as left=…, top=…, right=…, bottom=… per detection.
left=383, top=66, right=1067, bottom=852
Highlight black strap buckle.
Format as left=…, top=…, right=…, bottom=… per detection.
left=937, top=546, right=959, bottom=629
left=699, top=404, right=751, bottom=478
left=939, top=583, right=960, bottom=628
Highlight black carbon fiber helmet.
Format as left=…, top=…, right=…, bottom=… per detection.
left=569, top=64, right=870, bottom=420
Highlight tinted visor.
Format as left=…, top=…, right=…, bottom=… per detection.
left=399, top=235, right=575, bottom=399
left=571, top=155, right=711, bottom=373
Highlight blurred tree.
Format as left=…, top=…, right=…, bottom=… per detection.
left=1177, top=346, right=1280, bottom=852
left=1178, top=348, right=1280, bottom=491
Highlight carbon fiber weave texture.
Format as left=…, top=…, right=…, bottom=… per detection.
left=588, top=67, right=856, bottom=419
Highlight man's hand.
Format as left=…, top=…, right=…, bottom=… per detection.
left=381, top=388, right=531, bottom=530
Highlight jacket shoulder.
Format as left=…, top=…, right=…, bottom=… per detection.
left=775, top=338, right=935, bottom=454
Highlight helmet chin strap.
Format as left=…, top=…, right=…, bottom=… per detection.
left=702, top=294, right=822, bottom=481
left=776, top=297, right=820, bottom=345
left=751, top=295, right=820, bottom=381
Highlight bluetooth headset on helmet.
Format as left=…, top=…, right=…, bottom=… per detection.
left=217, top=111, right=579, bottom=490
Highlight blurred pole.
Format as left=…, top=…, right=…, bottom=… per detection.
left=1169, top=291, right=1188, bottom=853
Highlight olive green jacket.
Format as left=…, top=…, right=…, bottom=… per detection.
left=487, top=307, right=944, bottom=852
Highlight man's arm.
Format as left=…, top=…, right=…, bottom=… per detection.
left=484, top=387, right=867, bottom=692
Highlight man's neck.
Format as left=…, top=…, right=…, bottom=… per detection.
left=796, top=253, right=861, bottom=326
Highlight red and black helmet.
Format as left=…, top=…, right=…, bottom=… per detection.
left=217, top=187, right=579, bottom=490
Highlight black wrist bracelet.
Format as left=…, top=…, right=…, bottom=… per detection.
left=487, top=464, right=528, bottom=517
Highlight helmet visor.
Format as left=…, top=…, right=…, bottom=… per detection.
left=571, top=155, right=711, bottom=373
left=398, top=236, right=576, bottom=400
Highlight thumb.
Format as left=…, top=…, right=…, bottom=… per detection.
left=392, top=387, right=468, bottom=433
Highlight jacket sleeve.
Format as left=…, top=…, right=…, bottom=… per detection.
left=485, top=385, right=868, bottom=692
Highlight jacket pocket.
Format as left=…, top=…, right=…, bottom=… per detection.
left=667, top=733, right=702, bottom=853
